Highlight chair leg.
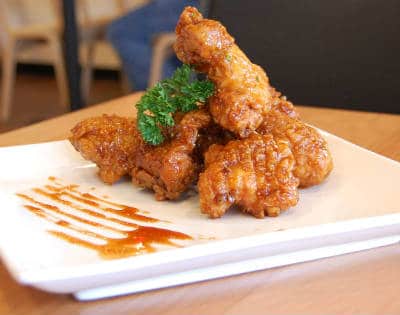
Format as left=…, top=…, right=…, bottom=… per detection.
left=148, top=33, right=176, bottom=88
left=1, top=38, right=16, bottom=122
left=81, top=41, right=95, bottom=104
left=49, top=36, right=70, bottom=111
left=148, top=40, right=166, bottom=88
left=120, top=71, right=132, bottom=94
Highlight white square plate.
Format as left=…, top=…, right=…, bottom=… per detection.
left=0, top=131, right=399, bottom=300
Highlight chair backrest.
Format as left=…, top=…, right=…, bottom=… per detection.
left=119, top=0, right=151, bottom=13
left=77, top=0, right=124, bottom=27
left=209, top=0, right=400, bottom=113
left=0, top=0, right=60, bottom=31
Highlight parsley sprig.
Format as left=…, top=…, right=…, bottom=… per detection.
left=136, top=65, right=214, bottom=145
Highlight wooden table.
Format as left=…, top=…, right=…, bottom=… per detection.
left=0, top=93, right=399, bottom=315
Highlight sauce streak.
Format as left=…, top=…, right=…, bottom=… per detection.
left=17, top=178, right=192, bottom=259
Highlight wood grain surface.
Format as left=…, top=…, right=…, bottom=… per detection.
left=0, top=93, right=399, bottom=315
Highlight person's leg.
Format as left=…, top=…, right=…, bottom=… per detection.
left=107, top=0, right=200, bottom=90
left=163, top=56, right=182, bottom=79
left=107, top=3, right=156, bottom=90
left=151, top=0, right=200, bottom=81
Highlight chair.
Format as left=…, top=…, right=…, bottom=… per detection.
left=77, top=0, right=123, bottom=102
left=148, top=32, right=176, bottom=87
left=80, top=0, right=201, bottom=94
left=0, top=0, right=68, bottom=121
left=78, top=0, right=150, bottom=101
left=148, top=1, right=209, bottom=87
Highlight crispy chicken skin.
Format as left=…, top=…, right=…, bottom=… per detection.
left=69, top=115, right=141, bottom=184
left=132, top=109, right=213, bottom=200
left=258, top=111, right=333, bottom=187
left=198, top=134, right=299, bottom=218
left=175, top=7, right=273, bottom=137
left=269, top=87, right=300, bottom=119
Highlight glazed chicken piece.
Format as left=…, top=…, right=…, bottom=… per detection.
left=70, top=115, right=142, bottom=184
left=198, top=134, right=299, bottom=218
left=70, top=110, right=216, bottom=201
left=175, top=7, right=273, bottom=137
left=258, top=110, right=333, bottom=187
left=131, top=109, right=213, bottom=200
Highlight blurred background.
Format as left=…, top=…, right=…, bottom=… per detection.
left=0, top=0, right=399, bottom=134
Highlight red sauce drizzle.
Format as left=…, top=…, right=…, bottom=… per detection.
left=16, top=178, right=192, bottom=259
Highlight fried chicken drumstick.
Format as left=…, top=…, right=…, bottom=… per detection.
left=198, top=134, right=299, bottom=218
left=70, top=115, right=141, bottom=184
left=258, top=110, right=333, bottom=188
left=175, top=7, right=273, bottom=137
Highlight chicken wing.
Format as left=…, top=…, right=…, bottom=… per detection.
left=258, top=110, right=333, bottom=187
left=131, top=109, right=213, bottom=200
left=175, top=7, right=273, bottom=137
left=69, top=115, right=142, bottom=184
left=70, top=110, right=217, bottom=201
left=198, top=134, right=299, bottom=218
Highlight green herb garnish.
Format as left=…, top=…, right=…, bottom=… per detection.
left=136, top=65, right=214, bottom=145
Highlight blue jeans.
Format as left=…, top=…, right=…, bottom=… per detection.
left=107, top=0, right=200, bottom=91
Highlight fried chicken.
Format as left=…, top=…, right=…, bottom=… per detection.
left=131, top=109, right=213, bottom=200
left=69, top=115, right=142, bottom=184
left=258, top=110, right=333, bottom=187
left=175, top=7, right=273, bottom=137
left=70, top=110, right=216, bottom=201
left=70, top=7, right=334, bottom=219
left=269, top=87, right=300, bottom=119
left=198, top=134, right=299, bottom=218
